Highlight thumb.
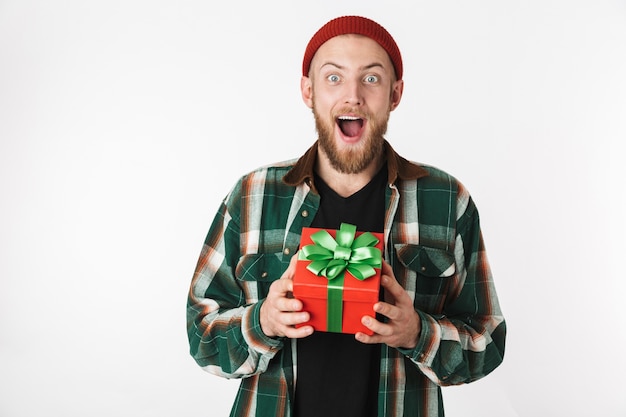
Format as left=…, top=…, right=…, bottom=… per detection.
left=281, top=251, right=300, bottom=281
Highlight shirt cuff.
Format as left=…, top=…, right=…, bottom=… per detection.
left=396, top=310, right=441, bottom=366
left=242, top=300, right=284, bottom=355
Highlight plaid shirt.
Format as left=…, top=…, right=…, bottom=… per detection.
left=187, top=141, right=506, bottom=417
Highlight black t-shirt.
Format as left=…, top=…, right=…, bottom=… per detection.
left=294, top=166, right=387, bottom=417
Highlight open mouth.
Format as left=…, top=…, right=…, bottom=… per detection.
left=337, top=116, right=364, bottom=138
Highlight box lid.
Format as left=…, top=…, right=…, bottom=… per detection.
left=293, top=227, right=383, bottom=303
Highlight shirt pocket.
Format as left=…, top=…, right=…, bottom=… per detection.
left=394, top=244, right=456, bottom=314
left=235, top=253, right=284, bottom=303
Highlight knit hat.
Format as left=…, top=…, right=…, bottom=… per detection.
left=302, top=15, right=403, bottom=80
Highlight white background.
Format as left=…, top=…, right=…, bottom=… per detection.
left=1, top=1, right=625, bottom=416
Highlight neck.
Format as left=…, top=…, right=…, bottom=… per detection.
left=315, top=147, right=385, bottom=198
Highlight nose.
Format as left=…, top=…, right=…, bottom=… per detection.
left=344, top=79, right=363, bottom=106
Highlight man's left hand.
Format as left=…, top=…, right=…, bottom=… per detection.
left=355, top=261, right=421, bottom=349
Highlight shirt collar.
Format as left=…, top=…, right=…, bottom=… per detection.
left=283, top=140, right=429, bottom=192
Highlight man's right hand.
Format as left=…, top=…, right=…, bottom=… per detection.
left=259, top=253, right=314, bottom=338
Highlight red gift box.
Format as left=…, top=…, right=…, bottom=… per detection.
left=293, top=224, right=383, bottom=335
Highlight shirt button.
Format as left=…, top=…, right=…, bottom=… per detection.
left=283, top=248, right=291, bottom=255
left=301, top=210, right=309, bottom=217
left=421, top=266, right=426, bottom=272
left=261, top=272, right=268, bottom=278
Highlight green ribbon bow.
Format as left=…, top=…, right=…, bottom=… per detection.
left=299, top=223, right=382, bottom=332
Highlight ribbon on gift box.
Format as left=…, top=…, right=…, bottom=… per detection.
left=298, top=223, right=382, bottom=332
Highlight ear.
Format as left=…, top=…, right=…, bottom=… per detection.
left=301, top=76, right=313, bottom=108
left=389, top=79, right=404, bottom=111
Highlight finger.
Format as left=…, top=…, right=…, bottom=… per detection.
left=354, top=332, right=380, bottom=344
left=373, top=301, right=402, bottom=321
left=354, top=328, right=389, bottom=345
left=273, top=309, right=309, bottom=326
left=360, top=315, right=393, bottom=337
left=282, top=324, right=314, bottom=339
left=280, top=251, right=300, bottom=281
left=381, top=260, right=394, bottom=277
left=380, top=273, right=410, bottom=305
left=272, top=309, right=313, bottom=338
left=274, top=295, right=303, bottom=313
left=267, top=280, right=301, bottom=311
left=269, top=274, right=294, bottom=296
left=261, top=296, right=306, bottom=338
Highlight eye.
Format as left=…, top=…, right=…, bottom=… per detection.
left=364, top=75, right=379, bottom=83
left=327, top=74, right=340, bottom=83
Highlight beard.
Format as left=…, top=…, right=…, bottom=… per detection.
left=313, top=102, right=390, bottom=174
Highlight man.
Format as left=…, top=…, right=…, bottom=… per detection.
left=187, top=15, right=506, bottom=417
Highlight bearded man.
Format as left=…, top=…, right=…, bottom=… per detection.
left=187, top=15, right=506, bottom=417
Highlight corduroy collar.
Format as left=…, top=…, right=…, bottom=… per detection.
left=283, top=140, right=429, bottom=193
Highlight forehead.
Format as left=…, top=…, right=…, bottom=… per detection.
left=310, top=34, right=393, bottom=73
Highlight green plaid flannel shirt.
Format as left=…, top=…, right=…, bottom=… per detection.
left=187, top=141, right=506, bottom=417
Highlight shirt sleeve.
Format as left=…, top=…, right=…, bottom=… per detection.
left=398, top=184, right=506, bottom=386
left=186, top=184, right=284, bottom=379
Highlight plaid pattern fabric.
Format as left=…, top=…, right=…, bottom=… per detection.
left=187, top=142, right=506, bottom=417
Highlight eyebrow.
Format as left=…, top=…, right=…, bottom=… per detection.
left=320, top=62, right=386, bottom=72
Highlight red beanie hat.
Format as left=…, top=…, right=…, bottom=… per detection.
left=302, top=15, right=403, bottom=80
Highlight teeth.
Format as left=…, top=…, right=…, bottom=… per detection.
left=338, top=116, right=361, bottom=120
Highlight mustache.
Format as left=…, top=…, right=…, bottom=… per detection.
left=333, top=107, right=369, bottom=119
